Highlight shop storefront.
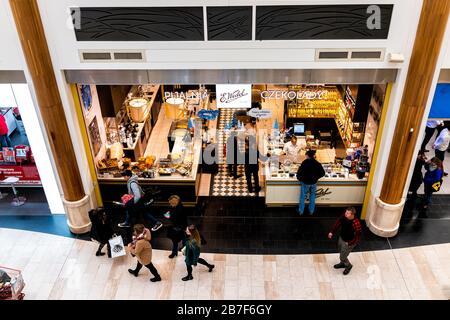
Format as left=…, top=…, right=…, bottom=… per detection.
left=0, top=81, right=64, bottom=213
left=70, top=77, right=389, bottom=209
left=0, top=84, right=40, bottom=185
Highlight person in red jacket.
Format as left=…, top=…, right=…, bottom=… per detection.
left=0, top=114, right=12, bottom=148
left=328, top=207, right=362, bottom=275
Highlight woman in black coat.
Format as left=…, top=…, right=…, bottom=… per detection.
left=165, top=195, right=188, bottom=258
left=89, top=208, right=114, bottom=257
left=408, top=151, right=427, bottom=199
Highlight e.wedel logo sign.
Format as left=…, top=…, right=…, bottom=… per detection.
left=216, top=84, right=251, bottom=109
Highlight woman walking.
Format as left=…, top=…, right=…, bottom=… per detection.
left=127, top=224, right=161, bottom=282
left=182, top=224, right=214, bottom=281
left=165, top=195, right=188, bottom=259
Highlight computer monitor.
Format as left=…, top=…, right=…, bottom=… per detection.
left=294, top=123, right=305, bottom=136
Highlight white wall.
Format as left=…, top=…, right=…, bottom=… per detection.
left=0, top=0, right=23, bottom=70
left=37, top=0, right=422, bottom=70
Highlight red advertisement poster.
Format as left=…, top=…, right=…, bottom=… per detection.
left=0, top=165, right=41, bottom=185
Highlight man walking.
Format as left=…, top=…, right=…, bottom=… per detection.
left=296, top=150, right=325, bottom=215
left=118, top=169, right=163, bottom=231
left=328, top=207, right=362, bottom=275
left=421, top=119, right=443, bottom=152
left=432, top=122, right=450, bottom=176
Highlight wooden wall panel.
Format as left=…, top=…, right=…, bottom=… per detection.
left=380, top=0, right=450, bottom=204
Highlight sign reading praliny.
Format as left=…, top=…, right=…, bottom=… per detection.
left=216, top=84, right=252, bottom=109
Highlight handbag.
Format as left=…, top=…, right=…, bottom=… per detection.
left=108, top=234, right=126, bottom=258
left=432, top=178, right=443, bottom=192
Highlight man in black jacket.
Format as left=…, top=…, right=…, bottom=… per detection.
left=296, top=150, right=325, bottom=215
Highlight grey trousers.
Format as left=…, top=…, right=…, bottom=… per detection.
left=338, top=237, right=356, bottom=268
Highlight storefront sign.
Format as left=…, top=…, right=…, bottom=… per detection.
left=216, top=84, right=251, bottom=109
left=198, top=109, right=219, bottom=120
left=261, top=90, right=328, bottom=100
left=0, top=165, right=41, bottom=185
left=247, top=108, right=272, bottom=119
left=164, top=91, right=209, bottom=100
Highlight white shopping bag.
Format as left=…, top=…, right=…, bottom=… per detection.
left=109, top=235, right=126, bottom=258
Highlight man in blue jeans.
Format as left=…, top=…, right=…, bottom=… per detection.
left=296, top=150, right=325, bottom=215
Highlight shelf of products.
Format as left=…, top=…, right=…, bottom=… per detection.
left=286, top=86, right=341, bottom=119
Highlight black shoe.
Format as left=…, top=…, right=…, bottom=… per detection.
left=444, top=172, right=448, bottom=177
left=208, top=264, right=215, bottom=272
left=95, top=251, right=105, bottom=256
left=255, top=187, right=262, bottom=193
left=151, top=221, right=163, bottom=232
left=128, top=269, right=139, bottom=277
left=334, top=263, right=346, bottom=269
left=234, top=174, right=243, bottom=179
left=169, top=253, right=177, bottom=259
left=182, top=275, right=194, bottom=281
left=343, top=265, right=353, bottom=275
left=150, top=275, right=161, bottom=282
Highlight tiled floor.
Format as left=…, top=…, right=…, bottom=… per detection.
left=0, top=228, right=448, bottom=300
left=211, top=108, right=263, bottom=197
left=0, top=187, right=51, bottom=216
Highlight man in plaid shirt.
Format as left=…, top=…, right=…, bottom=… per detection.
left=328, top=207, right=362, bottom=275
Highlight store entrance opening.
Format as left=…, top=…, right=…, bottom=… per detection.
left=74, top=82, right=388, bottom=209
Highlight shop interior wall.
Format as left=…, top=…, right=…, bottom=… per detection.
left=80, top=85, right=108, bottom=165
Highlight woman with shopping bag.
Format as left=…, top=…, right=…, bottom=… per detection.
left=127, top=224, right=161, bottom=282
left=181, top=225, right=214, bottom=281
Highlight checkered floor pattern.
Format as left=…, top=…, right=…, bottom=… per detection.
left=210, top=108, right=264, bottom=197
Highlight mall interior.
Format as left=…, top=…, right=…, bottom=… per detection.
left=0, top=0, right=449, bottom=302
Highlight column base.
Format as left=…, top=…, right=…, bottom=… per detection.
left=63, top=195, right=92, bottom=234
left=367, top=196, right=406, bottom=238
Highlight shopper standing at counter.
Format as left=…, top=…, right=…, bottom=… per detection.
left=244, top=136, right=268, bottom=194
left=226, top=130, right=242, bottom=179
left=296, top=150, right=325, bottom=215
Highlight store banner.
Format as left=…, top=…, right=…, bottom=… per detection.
left=216, top=84, right=252, bottom=109
left=0, top=165, right=41, bottom=185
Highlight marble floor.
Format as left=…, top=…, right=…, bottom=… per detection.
left=0, top=228, right=448, bottom=300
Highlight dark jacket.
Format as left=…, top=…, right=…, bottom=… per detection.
left=167, top=204, right=188, bottom=242
left=244, top=148, right=268, bottom=172
left=226, top=135, right=242, bottom=164
left=89, top=208, right=114, bottom=244
left=184, top=239, right=201, bottom=266
left=409, top=157, right=426, bottom=191
left=296, top=158, right=325, bottom=185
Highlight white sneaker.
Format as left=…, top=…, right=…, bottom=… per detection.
left=151, top=222, right=163, bottom=232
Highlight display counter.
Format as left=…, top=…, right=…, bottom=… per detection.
left=98, top=132, right=203, bottom=207
left=263, top=135, right=368, bottom=206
